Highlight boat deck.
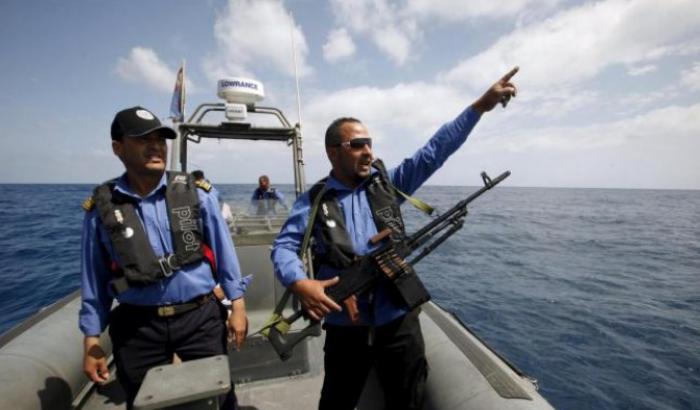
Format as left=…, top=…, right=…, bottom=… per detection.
left=79, top=303, right=551, bottom=410
left=80, top=339, right=327, bottom=410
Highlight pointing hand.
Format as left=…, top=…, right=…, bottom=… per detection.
left=472, top=66, right=519, bottom=114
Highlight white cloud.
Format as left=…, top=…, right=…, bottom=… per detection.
left=627, top=64, right=657, bottom=76
left=615, top=87, right=679, bottom=114
left=442, top=0, right=700, bottom=92
left=303, top=82, right=469, bottom=143
left=204, top=0, right=312, bottom=81
left=329, top=0, right=387, bottom=34
left=323, top=28, right=357, bottom=63
left=475, top=103, right=700, bottom=155
left=405, top=0, right=560, bottom=21
left=431, top=102, right=700, bottom=189
left=329, top=0, right=561, bottom=66
left=106, top=1, right=700, bottom=189
left=517, top=89, right=600, bottom=119
left=297, top=78, right=700, bottom=189
left=463, top=133, right=700, bottom=189
left=372, top=24, right=414, bottom=66
left=115, top=47, right=192, bottom=93
left=680, top=61, right=700, bottom=92
left=329, top=0, right=420, bottom=66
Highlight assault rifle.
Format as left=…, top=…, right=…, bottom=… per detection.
left=264, top=170, right=511, bottom=361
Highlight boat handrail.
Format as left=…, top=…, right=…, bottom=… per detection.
left=178, top=102, right=307, bottom=198
left=186, top=103, right=292, bottom=129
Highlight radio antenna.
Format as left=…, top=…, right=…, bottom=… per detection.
left=290, top=14, right=303, bottom=128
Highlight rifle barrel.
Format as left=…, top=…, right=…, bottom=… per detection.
left=409, top=218, right=464, bottom=266
left=407, top=171, right=510, bottom=248
left=405, top=208, right=467, bottom=254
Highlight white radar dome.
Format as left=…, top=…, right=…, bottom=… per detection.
left=217, top=77, right=265, bottom=105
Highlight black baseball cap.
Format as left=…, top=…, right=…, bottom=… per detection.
left=110, top=106, right=177, bottom=140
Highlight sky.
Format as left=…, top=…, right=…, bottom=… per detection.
left=1, top=0, right=699, bottom=189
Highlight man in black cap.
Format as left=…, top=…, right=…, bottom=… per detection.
left=79, top=106, right=250, bottom=409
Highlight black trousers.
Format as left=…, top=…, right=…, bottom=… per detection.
left=109, top=296, right=237, bottom=409
left=319, top=308, right=428, bottom=410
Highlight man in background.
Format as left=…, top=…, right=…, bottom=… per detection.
left=251, top=174, right=286, bottom=215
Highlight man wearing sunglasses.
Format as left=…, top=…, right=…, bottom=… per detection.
left=272, top=67, right=519, bottom=410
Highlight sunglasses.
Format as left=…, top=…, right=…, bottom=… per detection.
left=331, top=137, right=373, bottom=150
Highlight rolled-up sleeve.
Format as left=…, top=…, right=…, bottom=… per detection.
left=78, top=210, right=114, bottom=336
left=199, top=190, right=251, bottom=300
left=271, top=193, right=311, bottom=287
left=391, top=106, right=481, bottom=194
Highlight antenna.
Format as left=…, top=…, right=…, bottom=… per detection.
left=290, top=15, right=303, bottom=128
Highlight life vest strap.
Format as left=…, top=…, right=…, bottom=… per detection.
left=158, top=254, right=179, bottom=277
left=109, top=245, right=217, bottom=295
left=110, top=277, right=129, bottom=294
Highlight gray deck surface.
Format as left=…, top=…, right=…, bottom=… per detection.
left=80, top=336, right=328, bottom=410
left=79, top=306, right=553, bottom=410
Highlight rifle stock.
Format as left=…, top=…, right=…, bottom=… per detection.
left=267, top=170, right=511, bottom=361
left=267, top=321, right=322, bottom=361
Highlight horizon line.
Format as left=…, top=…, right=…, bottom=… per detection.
left=0, top=181, right=698, bottom=191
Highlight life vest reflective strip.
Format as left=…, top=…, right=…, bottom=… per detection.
left=201, top=242, right=216, bottom=273
left=93, top=171, right=212, bottom=290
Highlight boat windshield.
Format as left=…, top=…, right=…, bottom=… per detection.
left=220, top=191, right=289, bottom=246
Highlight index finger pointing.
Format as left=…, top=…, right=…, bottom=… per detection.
left=500, top=66, right=519, bottom=82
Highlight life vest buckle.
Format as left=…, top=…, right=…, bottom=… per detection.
left=158, top=254, right=180, bottom=278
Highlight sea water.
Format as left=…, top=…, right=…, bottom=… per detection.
left=0, top=183, right=698, bottom=409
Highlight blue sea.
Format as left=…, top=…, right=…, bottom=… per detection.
left=0, top=183, right=698, bottom=409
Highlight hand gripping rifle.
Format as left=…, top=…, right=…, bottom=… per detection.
left=263, top=171, right=511, bottom=361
